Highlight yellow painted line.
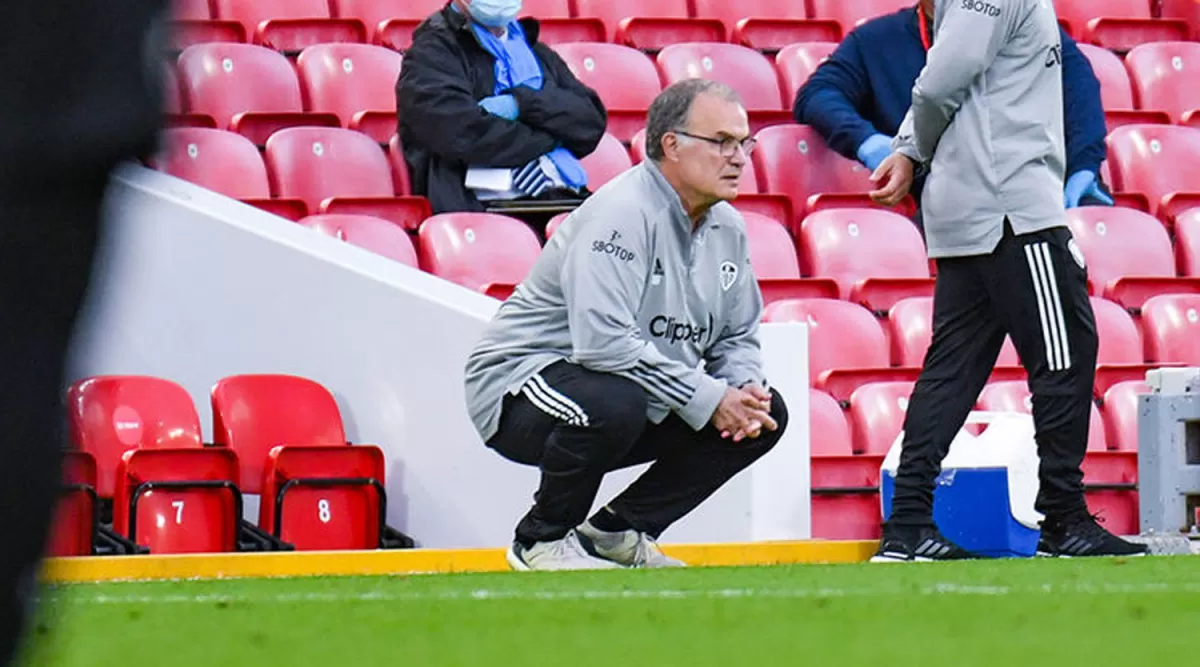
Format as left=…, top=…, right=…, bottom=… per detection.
left=41, top=540, right=878, bottom=584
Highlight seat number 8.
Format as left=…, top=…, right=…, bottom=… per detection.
left=318, top=498, right=331, bottom=523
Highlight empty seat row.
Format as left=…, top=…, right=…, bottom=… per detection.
left=1055, top=0, right=1195, bottom=51
left=156, top=128, right=1200, bottom=325
left=51, top=374, right=397, bottom=556
left=166, top=42, right=401, bottom=144
left=1081, top=41, right=1200, bottom=130
left=156, top=126, right=429, bottom=226
left=158, top=127, right=1200, bottom=334
left=164, top=36, right=1200, bottom=157
left=157, top=121, right=907, bottom=235
left=164, top=40, right=830, bottom=147
left=809, top=375, right=1146, bottom=539
left=170, top=0, right=912, bottom=52
left=764, top=292, right=1199, bottom=399
left=173, top=0, right=1200, bottom=53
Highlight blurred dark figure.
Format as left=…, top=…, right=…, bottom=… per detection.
left=0, top=2, right=165, bottom=664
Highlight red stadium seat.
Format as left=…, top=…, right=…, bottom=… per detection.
left=1141, top=293, right=1200, bottom=364
left=809, top=388, right=881, bottom=540
left=155, top=128, right=307, bottom=220
left=67, top=376, right=244, bottom=555
left=260, top=444, right=386, bottom=551
left=629, top=128, right=649, bottom=164
left=1075, top=43, right=1172, bottom=131
left=1160, top=0, right=1200, bottom=40
left=885, top=297, right=935, bottom=368
left=847, top=381, right=915, bottom=456
left=753, top=125, right=914, bottom=231
left=797, top=208, right=933, bottom=312
left=656, top=43, right=791, bottom=133
left=212, top=374, right=348, bottom=493
left=296, top=44, right=403, bottom=144
left=211, top=0, right=366, bottom=53
left=1065, top=206, right=1200, bottom=309
left=579, top=133, right=633, bottom=191
left=691, top=0, right=840, bottom=50
left=1054, top=0, right=1188, bottom=51
left=265, top=127, right=430, bottom=230
left=573, top=0, right=725, bottom=50
left=161, top=61, right=221, bottom=131
left=1091, top=296, right=1158, bottom=396
left=330, top=0, right=446, bottom=50
left=168, top=0, right=246, bottom=50
left=808, top=0, right=911, bottom=35
left=1174, top=209, right=1200, bottom=276
left=884, top=296, right=1022, bottom=371
left=299, top=214, right=419, bottom=266
left=776, top=43, right=838, bottom=106
left=552, top=43, right=660, bottom=143
left=1125, top=42, right=1200, bottom=127
left=520, top=0, right=607, bottom=43
left=162, top=62, right=182, bottom=116
left=387, top=135, right=413, bottom=195
left=976, top=381, right=1107, bottom=452
left=211, top=374, right=388, bottom=550
left=112, top=448, right=242, bottom=554
left=1106, top=125, right=1200, bottom=225
left=545, top=211, right=570, bottom=239
left=177, top=43, right=339, bottom=146
left=418, top=213, right=543, bottom=298
left=809, top=389, right=854, bottom=459
left=66, top=376, right=205, bottom=500
left=47, top=451, right=98, bottom=557
left=762, top=298, right=914, bottom=398
left=1100, top=380, right=1149, bottom=451
left=743, top=212, right=839, bottom=304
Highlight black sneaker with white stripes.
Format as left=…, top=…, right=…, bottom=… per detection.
left=870, top=523, right=977, bottom=563
left=1036, top=510, right=1148, bottom=558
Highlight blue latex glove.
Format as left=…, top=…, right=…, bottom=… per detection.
left=478, top=94, right=519, bottom=121
left=1064, top=170, right=1114, bottom=208
left=856, top=133, right=894, bottom=172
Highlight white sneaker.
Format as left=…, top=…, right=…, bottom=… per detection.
left=506, top=529, right=625, bottom=571
left=577, top=520, right=687, bottom=568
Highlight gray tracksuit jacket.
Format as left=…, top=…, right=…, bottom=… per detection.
left=464, top=160, right=766, bottom=443
left=893, top=0, right=1068, bottom=258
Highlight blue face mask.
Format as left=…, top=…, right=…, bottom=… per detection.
left=468, top=0, right=522, bottom=27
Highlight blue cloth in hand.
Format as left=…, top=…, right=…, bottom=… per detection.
left=478, top=94, right=519, bottom=120
left=546, top=146, right=587, bottom=188
left=856, top=133, right=894, bottom=172
left=1064, top=170, right=1114, bottom=208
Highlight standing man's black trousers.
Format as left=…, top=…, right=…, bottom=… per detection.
left=488, top=360, right=788, bottom=547
left=0, top=2, right=166, bottom=663
left=888, top=221, right=1098, bottom=525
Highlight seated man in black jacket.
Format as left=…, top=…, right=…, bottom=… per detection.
left=397, top=0, right=608, bottom=214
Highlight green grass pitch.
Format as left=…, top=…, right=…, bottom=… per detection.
left=25, top=556, right=1199, bottom=666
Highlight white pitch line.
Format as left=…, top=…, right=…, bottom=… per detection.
left=37, top=581, right=1200, bottom=606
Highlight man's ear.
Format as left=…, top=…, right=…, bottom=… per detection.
left=660, top=133, right=680, bottom=162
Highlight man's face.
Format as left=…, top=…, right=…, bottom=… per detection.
left=670, top=94, right=752, bottom=204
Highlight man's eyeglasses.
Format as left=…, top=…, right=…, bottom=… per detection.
left=674, top=130, right=757, bottom=157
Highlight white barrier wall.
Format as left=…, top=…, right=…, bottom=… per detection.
left=67, top=165, right=811, bottom=548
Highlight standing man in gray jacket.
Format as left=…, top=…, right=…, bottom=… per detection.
left=869, top=0, right=1146, bottom=560
left=464, top=79, right=789, bottom=571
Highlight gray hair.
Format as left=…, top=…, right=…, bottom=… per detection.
left=645, top=79, right=743, bottom=162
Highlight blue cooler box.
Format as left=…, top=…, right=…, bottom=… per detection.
left=879, top=412, right=1044, bottom=558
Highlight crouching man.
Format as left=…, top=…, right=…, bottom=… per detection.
left=464, top=79, right=789, bottom=571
